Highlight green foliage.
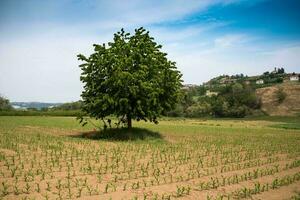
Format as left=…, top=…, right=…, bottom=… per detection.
left=169, top=83, right=260, bottom=118
left=165, top=104, right=185, bottom=117
left=0, top=96, right=13, bottom=111
left=78, top=27, right=182, bottom=128
left=259, top=72, right=284, bottom=86
left=1, top=101, right=84, bottom=116
left=210, top=83, right=260, bottom=117
left=51, top=101, right=82, bottom=111
left=275, top=87, right=287, bottom=104
left=185, top=101, right=211, bottom=118
left=196, top=86, right=207, bottom=96
left=277, top=67, right=285, bottom=74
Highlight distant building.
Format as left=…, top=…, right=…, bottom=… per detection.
left=256, top=79, right=264, bottom=85
left=219, top=77, right=236, bottom=84
left=290, top=75, right=299, bottom=81
left=244, top=80, right=251, bottom=85
left=182, top=84, right=198, bottom=90
left=206, top=90, right=218, bottom=97
left=271, top=67, right=278, bottom=74
left=186, top=84, right=198, bottom=87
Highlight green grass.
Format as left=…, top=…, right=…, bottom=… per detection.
left=246, top=115, right=300, bottom=123
left=245, top=115, right=300, bottom=130
left=0, top=115, right=296, bottom=132
left=270, top=123, right=300, bottom=130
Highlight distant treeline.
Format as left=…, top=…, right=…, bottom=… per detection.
left=47, top=101, right=82, bottom=111
left=1, top=86, right=261, bottom=118
left=1, top=68, right=293, bottom=118
left=0, top=97, right=82, bottom=116
left=0, top=110, right=81, bottom=116
left=164, top=68, right=296, bottom=118
left=166, top=83, right=262, bottom=118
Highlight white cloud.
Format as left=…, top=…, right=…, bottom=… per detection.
left=214, top=34, right=251, bottom=48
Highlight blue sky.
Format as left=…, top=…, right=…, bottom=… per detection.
left=0, top=0, right=299, bottom=102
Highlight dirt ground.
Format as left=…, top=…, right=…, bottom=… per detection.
left=0, top=116, right=299, bottom=199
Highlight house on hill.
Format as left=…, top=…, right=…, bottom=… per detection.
left=206, top=90, right=218, bottom=97
left=271, top=67, right=278, bottom=74
left=256, top=79, right=264, bottom=85
left=244, top=80, right=251, bottom=85
left=182, top=84, right=198, bottom=90
left=290, top=75, right=299, bottom=81
left=220, top=77, right=236, bottom=85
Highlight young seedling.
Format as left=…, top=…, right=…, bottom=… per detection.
left=77, top=187, right=83, bottom=198
left=13, top=184, right=20, bottom=195
left=35, top=183, right=40, bottom=193
left=46, top=182, right=51, bottom=191
left=1, top=181, right=9, bottom=196
left=24, top=182, right=30, bottom=194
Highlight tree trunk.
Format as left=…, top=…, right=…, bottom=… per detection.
left=127, top=115, right=132, bottom=129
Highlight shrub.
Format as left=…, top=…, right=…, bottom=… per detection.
left=227, top=105, right=248, bottom=118
left=186, top=102, right=211, bottom=117
left=0, top=96, right=13, bottom=111
left=276, top=88, right=287, bottom=104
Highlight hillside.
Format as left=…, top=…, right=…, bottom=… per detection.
left=256, top=82, right=300, bottom=116
left=179, top=70, right=299, bottom=118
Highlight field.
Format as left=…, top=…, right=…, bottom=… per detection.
left=0, top=116, right=300, bottom=200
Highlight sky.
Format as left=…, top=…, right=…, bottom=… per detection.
left=0, top=0, right=300, bottom=102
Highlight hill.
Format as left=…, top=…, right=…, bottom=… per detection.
left=178, top=69, right=299, bottom=118
left=256, top=82, right=300, bottom=116
left=203, top=68, right=295, bottom=90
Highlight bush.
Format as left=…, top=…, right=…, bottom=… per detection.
left=186, top=102, right=211, bottom=117
left=226, top=105, right=248, bottom=118
left=210, top=97, right=227, bottom=117
left=51, top=101, right=82, bottom=110
left=167, top=81, right=261, bottom=118
left=165, top=104, right=185, bottom=117
left=276, top=88, right=287, bottom=104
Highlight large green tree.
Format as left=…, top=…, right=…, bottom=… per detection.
left=78, top=27, right=182, bottom=128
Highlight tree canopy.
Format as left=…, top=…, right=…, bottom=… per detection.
left=78, top=27, right=182, bottom=128
left=0, top=95, right=13, bottom=111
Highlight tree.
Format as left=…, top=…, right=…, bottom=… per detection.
left=263, top=71, right=269, bottom=76
left=207, top=83, right=260, bottom=118
left=277, top=67, right=285, bottom=74
left=78, top=27, right=182, bottom=128
left=196, top=86, right=206, bottom=96
left=0, top=95, right=13, bottom=111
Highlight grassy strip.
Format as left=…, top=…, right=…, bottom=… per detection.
left=270, top=123, right=300, bottom=130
